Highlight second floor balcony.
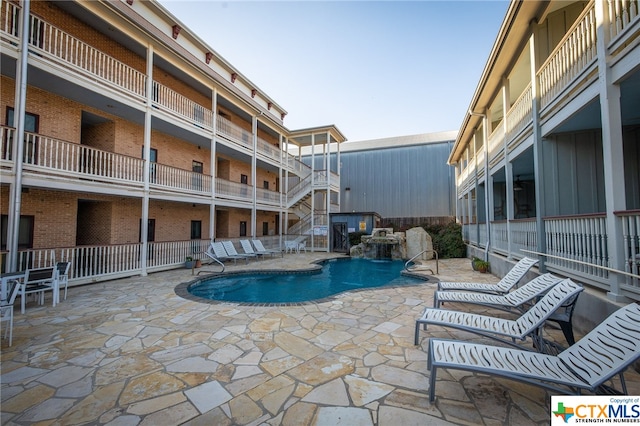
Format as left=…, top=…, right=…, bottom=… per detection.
left=0, top=126, right=284, bottom=206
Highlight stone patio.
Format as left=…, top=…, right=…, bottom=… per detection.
left=1, top=254, right=638, bottom=425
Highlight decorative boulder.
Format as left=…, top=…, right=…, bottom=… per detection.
left=406, top=227, right=434, bottom=260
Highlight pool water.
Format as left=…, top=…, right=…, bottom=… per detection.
left=187, top=258, right=428, bottom=304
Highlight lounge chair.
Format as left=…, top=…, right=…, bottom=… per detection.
left=211, top=242, right=249, bottom=264
left=252, top=239, right=282, bottom=257
left=415, top=278, right=583, bottom=348
left=437, top=256, right=539, bottom=294
left=1, top=279, right=21, bottom=346
left=200, top=246, right=225, bottom=273
left=434, top=273, right=562, bottom=311
left=240, top=240, right=262, bottom=259
left=427, top=303, right=640, bottom=402
left=222, top=241, right=257, bottom=262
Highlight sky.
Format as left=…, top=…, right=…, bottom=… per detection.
left=158, top=1, right=510, bottom=142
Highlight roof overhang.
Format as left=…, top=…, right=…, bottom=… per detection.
left=448, top=0, right=550, bottom=165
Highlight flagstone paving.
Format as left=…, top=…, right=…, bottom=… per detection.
left=1, top=254, right=639, bottom=425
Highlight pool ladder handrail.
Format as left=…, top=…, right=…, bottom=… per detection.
left=404, top=249, right=438, bottom=275
left=197, top=256, right=225, bottom=275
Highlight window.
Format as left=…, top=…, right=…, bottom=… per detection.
left=240, top=174, right=248, bottom=184
left=139, top=219, right=156, bottom=242
left=190, top=221, right=202, bottom=239
left=240, top=221, right=247, bottom=237
left=1, top=215, right=34, bottom=250
left=142, top=147, right=158, bottom=183
left=192, top=161, right=203, bottom=190
left=6, top=107, right=39, bottom=163
left=263, top=180, right=269, bottom=189
left=262, top=221, right=269, bottom=236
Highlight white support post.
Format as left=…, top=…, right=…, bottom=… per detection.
left=210, top=88, right=217, bottom=241
left=251, top=115, right=258, bottom=238
left=529, top=25, right=547, bottom=272
left=140, top=44, right=154, bottom=276
left=6, top=0, right=30, bottom=272
left=596, top=1, right=628, bottom=301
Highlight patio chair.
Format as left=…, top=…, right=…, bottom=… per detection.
left=1, top=279, right=21, bottom=346
left=415, top=278, right=583, bottom=348
left=437, top=256, right=539, bottom=294
left=434, top=273, right=562, bottom=311
left=285, top=236, right=307, bottom=253
left=19, top=267, right=60, bottom=314
left=427, top=303, right=640, bottom=402
left=252, top=239, right=282, bottom=257
left=56, top=261, right=71, bottom=301
left=222, top=240, right=257, bottom=262
left=240, top=239, right=262, bottom=259
left=210, top=242, right=248, bottom=265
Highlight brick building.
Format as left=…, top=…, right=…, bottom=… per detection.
left=1, top=0, right=345, bottom=283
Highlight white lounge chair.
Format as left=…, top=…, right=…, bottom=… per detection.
left=437, top=256, right=539, bottom=294
left=1, top=279, right=21, bottom=346
left=415, top=278, right=583, bottom=348
left=427, top=303, right=640, bottom=402
left=434, top=273, right=562, bottom=311
left=252, top=239, right=282, bottom=257
left=240, top=240, right=263, bottom=259
left=211, top=242, right=248, bottom=264
left=222, top=241, right=257, bottom=262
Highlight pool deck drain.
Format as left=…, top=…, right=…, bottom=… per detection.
left=2, top=253, right=639, bottom=425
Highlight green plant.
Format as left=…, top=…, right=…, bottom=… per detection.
left=185, top=256, right=193, bottom=262
left=474, top=259, right=490, bottom=273
left=471, top=256, right=482, bottom=270
left=423, top=221, right=466, bottom=258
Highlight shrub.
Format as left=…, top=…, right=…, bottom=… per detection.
left=423, top=221, right=466, bottom=259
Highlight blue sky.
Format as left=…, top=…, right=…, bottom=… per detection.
left=159, top=1, right=509, bottom=142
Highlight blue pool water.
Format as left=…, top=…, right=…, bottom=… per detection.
left=187, top=258, right=428, bottom=303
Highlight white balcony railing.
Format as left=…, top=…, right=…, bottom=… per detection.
left=152, top=82, right=213, bottom=129
left=216, top=115, right=252, bottom=151
left=506, top=83, right=533, bottom=140
left=537, top=2, right=597, bottom=109
left=27, top=14, right=146, bottom=99
left=215, top=178, right=253, bottom=202
left=151, top=163, right=211, bottom=194
left=256, top=186, right=280, bottom=205
left=608, top=0, right=640, bottom=43
left=256, top=136, right=281, bottom=163
left=1, top=126, right=144, bottom=183
left=544, top=213, right=608, bottom=279
left=491, top=221, right=508, bottom=254
left=0, top=0, right=19, bottom=40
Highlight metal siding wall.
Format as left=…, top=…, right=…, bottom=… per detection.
left=337, top=142, right=455, bottom=218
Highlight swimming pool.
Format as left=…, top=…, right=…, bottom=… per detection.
left=181, top=258, right=431, bottom=304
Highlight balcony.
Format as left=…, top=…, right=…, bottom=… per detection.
left=0, top=5, right=314, bottom=180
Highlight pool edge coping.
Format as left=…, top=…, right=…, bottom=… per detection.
left=174, top=257, right=439, bottom=307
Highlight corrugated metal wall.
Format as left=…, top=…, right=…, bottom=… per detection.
left=308, top=140, right=456, bottom=218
